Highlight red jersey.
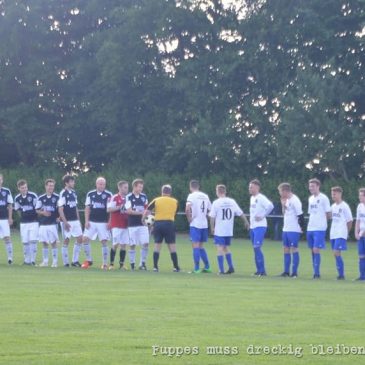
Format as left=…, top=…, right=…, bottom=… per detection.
left=108, top=194, right=128, bottom=228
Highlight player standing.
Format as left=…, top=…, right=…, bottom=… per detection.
left=14, top=180, right=39, bottom=265
left=248, top=179, right=274, bottom=276
left=125, top=179, right=149, bottom=270
left=146, top=184, right=180, bottom=272
left=82, top=177, right=112, bottom=270
left=330, top=186, right=353, bottom=280
left=36, top=179, right=60, bottom=267
left=209, top=185, right=249, bottom=275
left=354, top=188, right=365, bottom=281
left=185, top=180, right=212, bottom=274
left=278, top=183, right=305, bottom=278
left=307, top=178, right=331, bottom=279
left=0, top=174, right=14, bottom=264
left=107, top=180, right=129, bottom=270
left=58, top=175, right=84, bottom=267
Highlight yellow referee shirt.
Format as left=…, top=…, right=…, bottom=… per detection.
left=148, top=196, right=178, bottom=221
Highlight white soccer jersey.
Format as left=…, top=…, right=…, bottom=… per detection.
left=283, top=194, right=303, bottom=233
left=209, top=197, right=243, bottom=237
left=356, top=203, right=365, bottom=232
left=330, top=201, right=353, bottom=240
left=249, top=193, right=274, bottom=229
left=307, top=193, right=331, bottom=231
left=186, top=191, right=211, bottom=229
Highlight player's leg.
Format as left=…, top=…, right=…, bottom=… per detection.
left=251, top=227, right=266, bottom=276
left=190, top=227, right=201, bottom=273
left=281, top=232, right=291, bottom=276
left=214, top=236, right=226, bottom=274
left=62, top=237, right=70, bottom=267
left=40, top=242, right=49, bottom=266
left=152, top=222, right=163, bottom=271
left=101, top=240, right=109, bottom=270
left=97, top=223, right=110, bottom=270
left=356, top=238, right=365, bottom=280
left=139, top=226, right=149, bottom=270
left=199, top=229, right=211, bottom=272
left=128, top=227, right=137, bottom=270
left=153, top=243, right=162, bottom=272
left=224, top=238, right=234, bottom=274
left=20, top=223, right=31, bottom=265
left=167, top=243, right=180, bottom=272
left=290, top=233, right=300, bottom=278
left=332, top=239, right=346, bottom=279
left=51, top=241, right=58, bottom=268
left=109, top=228, right=119, bottom=268
left=312, top=231, right=326, bottom=279
left=307, top=231, right=315, bottom=274
left=119, top=243, right=127, bottom=270
left=29, top=223, right=39, bottom=265
left=165, top=222, right=179, bottom=272
left=1, top=220, right=13, bottom=264
left=82, top=223, right=95, bottom=267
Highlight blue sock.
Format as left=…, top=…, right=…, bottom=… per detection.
left=359, top=258, right=365, bottom=278
left=292, top=252, right=300, bottom=274
left=200, top=248, right=210, bottom=269
left=193, top=248, right=200, bottom=271
left=311, top=251, right=314, bottom=265
left=225, top=253, right=234, bottom=271
left=335, top=256, right=344, bottom=277
left=217, top=255, right=224, bottom=273
left=313, top=253, right=321, bottom=276
left=254, top=249, right=259, bottom=272
left=254, top=247, right=265, bottom=273
left=284, top=253, right=291, bottom=273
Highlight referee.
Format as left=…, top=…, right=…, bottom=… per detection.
left=146, top=184, right=180, bottom=272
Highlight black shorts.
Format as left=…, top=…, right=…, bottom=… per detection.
left=153, top=220, right=176, bottom=244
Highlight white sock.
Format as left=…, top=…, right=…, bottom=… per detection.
left=62, top=246, right=69, bottom=265
left=83, top=242, right=92, bottom=261
left=129, top=249, right=136, bottom=264
left=140, top=246, right=149, bottom=265
left=72, top=243, right=81, bottom=263
left=23, top=243, right=31, bottom=264
left=52, top=247, right=58, bottom=265
left=5, top=238, right=13, bottom=261
left=102, top=246, right=108, bottom=265
left=43, top=247, right=49, bottom=264
left=30, top=241, right=38, bottom=263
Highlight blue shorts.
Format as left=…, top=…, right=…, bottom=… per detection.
left=331, top=238, right=347, bottom=251
left=250, top=227, right=267, bottom=248
left=358, top=238, right=365, bottom=256
left=190, top=227, right=208, bottom=243
left=282, top=232, right=300, bottom=248
left=214, top=236, right=232, bottom=246
left=307, top=231, right=326, bottom=249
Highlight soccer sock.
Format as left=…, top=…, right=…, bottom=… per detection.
left=335, top=256, right=344, bottom=277
left=193, top=248, right=200, bottom=271
left=83, top=242, right=92, bottom=261
left=30, top=241, right=38, bottom=263
left=140, top=246, right=149, bottom=265
left=62, top=245, right=69, bottom=265
left=72, top=243, right=81, bottom=263
left=359, top=258, right=365, bottom=278
left=43, top=247, right=49, bottom=264
left=129, top=249, right=136, bottom=264
left=102, top=246, right=108, bottom=265
left=311, top=251, right=315, bottom=265
left=284, top=253, right=291, bottom=273
left=153, top=251, right=160, bottom=268
left=119, top=249, right=126, bottom=264
left=199, top=248, right=210, bottom=269
left=225, top=253, right=234, bottom=271
left=4, top=238, right=13, bottom=261
left=254, top=247, right=265, bottom=273
left=217, top=255, right=224, bottom=273
left=313, top=253, right=321, bottom=276
left=170, top=252, right=179, bottom=269
left=23, top=243, right=31, bottom=264
left=52, top=247, right=58, bottom=265
left=292, top=252, right=300, bottom=274
left=110, top=247, right=116, bottom=264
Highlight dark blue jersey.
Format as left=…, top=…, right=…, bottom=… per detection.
left=85, top=190, right=112, bottom=223
left=58, top=189, right=78, bottom=221
left=0, top=187, right=13, bottom=220
left=36, top=193, right=60, bottom=225
left=14, top=192, right=38, bottom=223
left=125, top=193, right=148, bottom=227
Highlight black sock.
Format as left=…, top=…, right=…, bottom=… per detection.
left=153, top=251, right=160, bottom=268
left=119, top=249, right=126, bottom=264
left=170, top=252, right=179, bottom=269
left=110, top=248, right=116, bottom=264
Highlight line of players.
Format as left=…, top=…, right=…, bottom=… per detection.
left=0, top=173, right=365, bottom=280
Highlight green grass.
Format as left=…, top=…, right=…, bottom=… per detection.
left=0, top=232, right=364, bottom=365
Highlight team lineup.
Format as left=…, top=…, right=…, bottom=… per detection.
left=0, top=173, right=365, bottom=280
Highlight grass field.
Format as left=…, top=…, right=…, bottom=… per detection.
left=0, top=232, right=364, bottom=365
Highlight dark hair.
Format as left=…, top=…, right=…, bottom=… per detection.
left=63, top=175, right=75, bottom=185
left=190, top=180, right=200, bottom=189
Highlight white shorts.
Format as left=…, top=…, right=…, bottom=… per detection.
left=84, top=222, right=110, bottom=241
left=0, top=219, right=10, bottom=239
left=39, top=224, right=59, bottom=244
left=61, top=220, right=83, bottom=239
left=128, top=226, right=149, bottom=246
left=111, top=228, right=130, bottom=246
left=20, top=222, right=39, bottom=243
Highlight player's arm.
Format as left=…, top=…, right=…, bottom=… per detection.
left=107, top=198, right=120, bottom=213
left=345, top=206, right=353, bottom=233
left=209, top=216, right=215, bottom=235
left=7, top=203, right=13, bottom=226
left=239, top=213, right=250, bottom=230
left=14, top=200, right=22, bottom=219
left=84, top=205, right=90, bottom=228
left=185, top=202, right=192, bottom=223
left=355, top=217, right=360, bottom=240
left=295, top=201, right=305, bottom=233
left=36, top=201, right=50, bottom=217
left=143, top=200, right=155, bottom=219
